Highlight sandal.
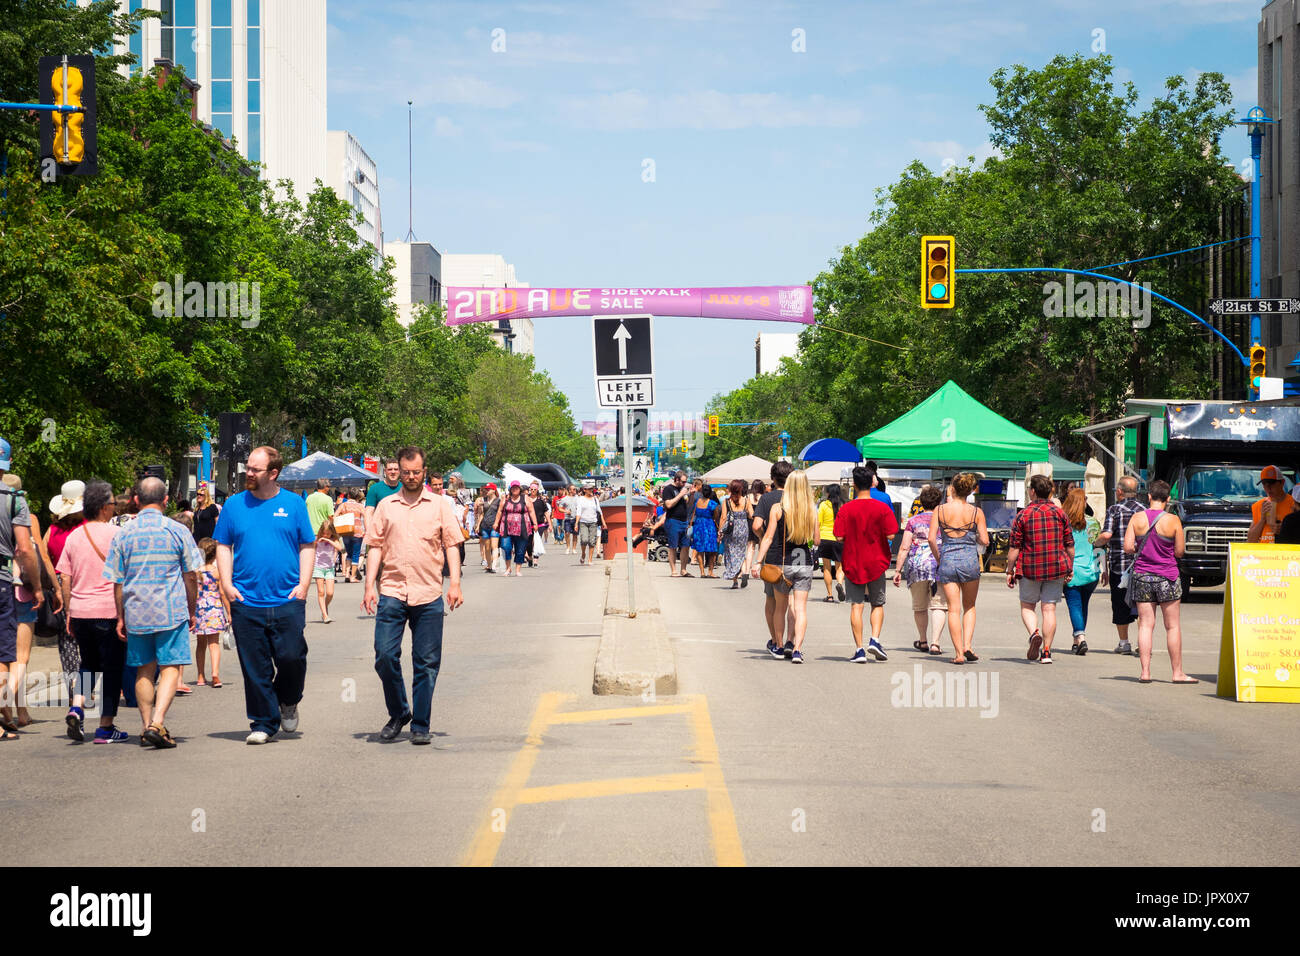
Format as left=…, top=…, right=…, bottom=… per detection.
left=142, top=723, right=176, bottom=749
left=0, top=729, right=18, bottom=741
left=929, top=644, right=942, bottom=654
left=0, top=714, right=18, bottom=734
left=211, top=676, right=223, bottom=688
left=175, top=684, right=193, bottom=696
left=913, top=639, right=928, bottom=651
left=964, top=650, right=979, bottom=662
left=827, top=596, right=839, bottom=604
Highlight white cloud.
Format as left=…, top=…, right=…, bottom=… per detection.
left=492, top=139, right=551, bottom=152
left=556, top=89, right=864, bottom=130
left=433, top=116, right=463, bottom=138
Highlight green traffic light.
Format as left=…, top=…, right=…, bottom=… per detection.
left=930, top=282, right=947, bottom=299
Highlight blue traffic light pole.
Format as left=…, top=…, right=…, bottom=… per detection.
left=955, top=267, right=1248, bottom=368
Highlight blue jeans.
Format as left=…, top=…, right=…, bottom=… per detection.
left=373, top=595, right=444, bottom=734
left=229, top=599, right=308, bottom=735
left=1063, top=579, right=1098, bottom=636
left=500, top=533, right=528, bottom=565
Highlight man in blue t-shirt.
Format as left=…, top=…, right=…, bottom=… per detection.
left=215, top=446, right=315, bottom=744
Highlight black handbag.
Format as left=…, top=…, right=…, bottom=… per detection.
left=34, top=585, right=65, bottom=638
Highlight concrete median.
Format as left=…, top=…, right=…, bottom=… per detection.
left=593, top=554, right=677, bottom=696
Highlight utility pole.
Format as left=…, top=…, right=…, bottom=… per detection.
left=404, top=100, right=415, bottom=242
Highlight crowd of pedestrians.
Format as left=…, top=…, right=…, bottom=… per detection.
left=2, top=423, right=1294, bottom=748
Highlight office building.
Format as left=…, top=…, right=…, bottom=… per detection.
left=86, top=0, right=328, bottom=203
left=386, top=240, right=442, bottom=328
left=1259, top=0, right=1300, bottom=389
left=328, top=130, right=383, bottom=262
left=440, top=254, right=535, bottom=355
left=755, top=332, right=800, bottom=376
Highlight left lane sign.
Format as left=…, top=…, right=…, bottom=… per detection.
left=594, top=315, right=654, bottom=409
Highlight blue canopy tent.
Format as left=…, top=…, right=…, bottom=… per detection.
left=797, top=437, right=863, bottom=462
left=276, top=451, right=378, bottom=492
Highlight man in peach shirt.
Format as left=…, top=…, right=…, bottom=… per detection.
left=362, top=446, right=464, bottom=745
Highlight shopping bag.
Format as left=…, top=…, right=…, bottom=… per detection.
left=221, top=626, right=235, bottom=650
left=533, top=531, right=546, bottom=556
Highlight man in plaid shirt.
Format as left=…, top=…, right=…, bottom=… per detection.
left=1007, top=475, right=1074, bottom=663
left=1095, top=475, right=1142, bottom=655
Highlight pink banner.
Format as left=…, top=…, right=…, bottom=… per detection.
left=446, top=286, right=814, bottom=325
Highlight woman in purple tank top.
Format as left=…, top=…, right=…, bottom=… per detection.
left=1123, top=480, right=1196, bottom=685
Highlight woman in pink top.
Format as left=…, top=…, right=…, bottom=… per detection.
left=54, top=481, right=129, bottom=742
left=1123, top=480, right=1194, bottom=685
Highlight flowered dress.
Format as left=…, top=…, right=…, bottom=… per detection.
left=721, top=501, right=751, bottom=579
left=194, top=568, right=228, bottom=635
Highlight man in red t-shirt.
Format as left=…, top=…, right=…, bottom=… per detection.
left=834, top=466, right=899, bottom=663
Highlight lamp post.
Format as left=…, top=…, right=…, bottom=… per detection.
left=1234, top=107, right=1275, bottom=350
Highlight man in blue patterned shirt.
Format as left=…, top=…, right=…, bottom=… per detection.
left=103, top=477, right=203, bottom=749
left=1095, top=475, right=1143, bottom=655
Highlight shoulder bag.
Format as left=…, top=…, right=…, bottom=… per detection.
left=760, top=510, right=791, bottom=585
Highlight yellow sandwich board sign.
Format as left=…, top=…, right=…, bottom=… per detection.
left=1216, top=543, right=1300, bottom=703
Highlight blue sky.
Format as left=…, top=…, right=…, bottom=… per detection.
left=327, top=0, right=1264, bottom=427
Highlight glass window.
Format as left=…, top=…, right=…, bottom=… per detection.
left=211, top=0, right=231, bottom=26
left=161, top=26, right=173, bottom=61
left=247, top=27, right=259, bottom=78
left=247, top=79, right=260, bottom=113
left=247, top=0, right=260, bottom=27
left=246, top=119, right=260, bottom=163
left=162, top=0, right=173, bottom=27
left=212, top=113, right=232, bottom=138
left=174, top=0, right=195, bottom=26
left=211, top=26, right=231, bottom=78
left=210, top=79, right=231, bottom=112
left=175, top=31, right=197, bottom=77
left=129, top=23, right=142, bottom=74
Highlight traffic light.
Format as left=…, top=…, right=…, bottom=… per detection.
left=707, top=415, right=719, bottom=437
left=1249, top=343, right=1267, bottom=391
left=921, top=235, right=954, bottom=309
left=680, top=439, right=688, bottom=452
left=39, top=55, right=97, bottom=176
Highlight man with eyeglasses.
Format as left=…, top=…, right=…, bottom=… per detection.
left=362, top=447, right=464, bottom=745
left=214, top=446, right=316, bottom=745
left=1247, top=465, right=1295, bottom=544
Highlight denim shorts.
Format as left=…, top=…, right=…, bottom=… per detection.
left=312, top=566, right=335, bottom=580
left=665, top=518, right=690, bottom=549
left=563, top=519, right=576, bottom=536
left=126, top=621, right=192, bottom=667
left=772, top=564, right=814, bottom=595
left=15, top=597, right=37, bottom=624
left=937, top=549, right=981, bottom=584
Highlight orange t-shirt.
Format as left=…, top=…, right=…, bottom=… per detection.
left=1251, top=495, right=1296, bottom=544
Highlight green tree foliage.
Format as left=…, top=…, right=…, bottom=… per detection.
left=0, top=0, right=590, bottom=506
left=715, top=55, right=1242, bottom=459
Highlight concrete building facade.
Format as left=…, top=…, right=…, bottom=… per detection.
left=386, top=241, right=442, bottom=328
left=327, top=130, right=383, bottom=262
left=440, top=254, right=535, bottom=355
left=90, top=0, right=329, bottom=203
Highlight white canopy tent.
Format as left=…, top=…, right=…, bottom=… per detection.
left=700, top=454, right=775, bottom=485
left=500, top=463, right=545, bottom=488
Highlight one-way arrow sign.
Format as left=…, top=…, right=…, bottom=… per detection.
left=594, top=315, right=653, bottom=377
left=594, top=314, right=655, bottom=409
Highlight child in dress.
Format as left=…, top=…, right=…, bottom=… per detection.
left=314, top=517, right=345, bottom=623
left=193, top=537, right=231, bottom=688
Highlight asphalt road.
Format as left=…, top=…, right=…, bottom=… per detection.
left=8, top=551, right=1298, bottom=866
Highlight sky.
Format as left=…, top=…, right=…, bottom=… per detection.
left=326, top=0, right=1265, bottom=427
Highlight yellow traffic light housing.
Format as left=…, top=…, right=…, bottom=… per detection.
left=707, top=415, right=719, bottom=437
left=38, top=54, right=97, bottom=176
left=51, top=64, right=84, bottom=163
left=680, top=439, right=688, bottom=452
left=921, top=235, right=954, bottom=309
left=1249, top=344, right=1267, bottom=390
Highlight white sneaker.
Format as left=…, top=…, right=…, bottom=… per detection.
left=246, top=731, right=270, bottom=745
left=280, top=703, right=299, bottom=733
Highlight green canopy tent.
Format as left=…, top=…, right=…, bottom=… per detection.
left=445, top=459, right=495, bottom=488
left=856, top=380, right=1050, bottom=467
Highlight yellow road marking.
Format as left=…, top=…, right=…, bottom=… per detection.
left=690, top=695, right=745, bottom=867
left=548, top=703, right=694, bottom=724
left=462, top=692, right=744, bottom=866
left=461, top=691, right=569, bottom=867
left=517, top=771, right=705, bottom=804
